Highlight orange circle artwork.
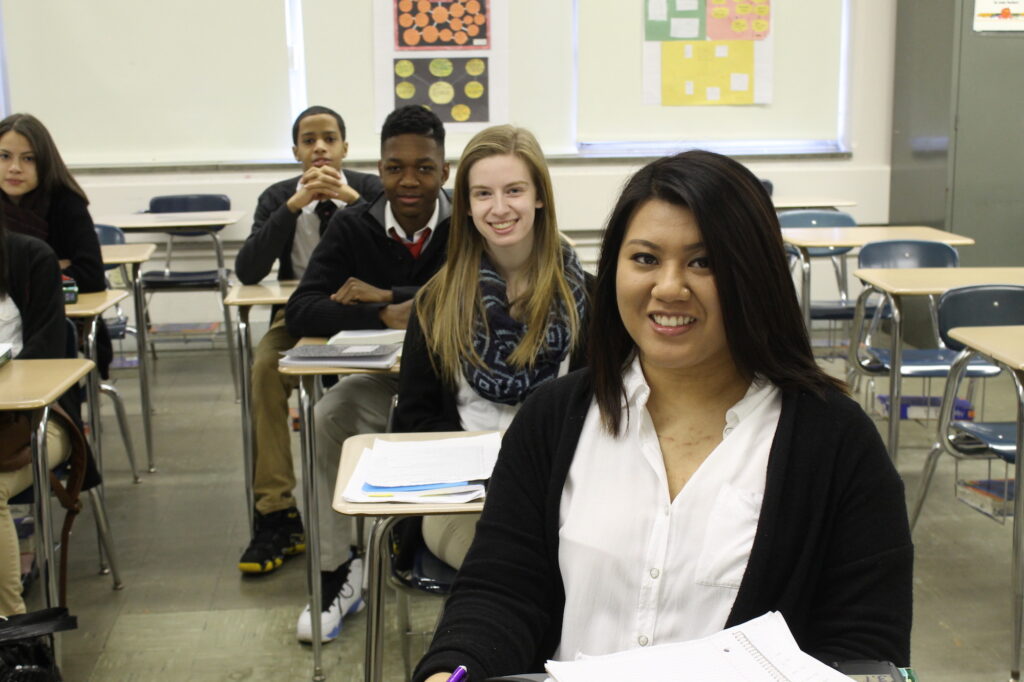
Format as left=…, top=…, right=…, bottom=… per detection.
left=395, top=0, right=488, bottom=49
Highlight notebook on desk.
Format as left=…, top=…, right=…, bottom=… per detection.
left=278, top=343, right=401, bottom=369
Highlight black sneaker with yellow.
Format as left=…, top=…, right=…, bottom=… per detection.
left=238, top=507, right=305, bottom=574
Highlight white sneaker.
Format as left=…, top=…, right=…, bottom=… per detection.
left=296, top=556, right=365, bottom=643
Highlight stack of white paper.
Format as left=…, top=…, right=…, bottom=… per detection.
left=342, top=432, right=501, bottom=504
left=328, top=328, right=406, bottom=346
left=545, top=612, right=852, bottom=682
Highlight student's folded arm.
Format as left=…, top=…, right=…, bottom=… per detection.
left=235, top=190, right=300, bottom=285
left=391, top=285, right=419, bottom=304
left=394, top=310, right=461, bottom=432
left=800, top=411, right=913, bottom=668
left=16, top=241, right=66, bottom=360
left=58, top=193, right=105, bottom=293
left=285, top=229, right=386, bottom=338
left=414, top=383, right=567, bottom=681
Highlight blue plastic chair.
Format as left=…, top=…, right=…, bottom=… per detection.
left=908, top=284, right=1024, bottom=529
left=778, top=208, right=858, bottom=309
left=848, top=240, right=1000, bottom=386
left=138, top=194, right=238, bottom=393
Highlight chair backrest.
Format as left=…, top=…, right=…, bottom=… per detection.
left=148, top=194, right=230, bottom=213
left=776, top=208, right=856, bottom=228
left=858, top=240, right=959, bottom=269
left=938, top=285, right=1024, bottom=350
left=94, top=223, right=125, bottom=245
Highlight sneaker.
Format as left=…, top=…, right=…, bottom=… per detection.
left=296, top=555, right=365, bottom=643
left=238, top=507, right=305, bottom=574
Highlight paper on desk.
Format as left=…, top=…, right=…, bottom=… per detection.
left=364, top=432, right=502, bottom=486
left=328, top=328, right=406, bottom=346
left=342, top=446, right=486, bottom=503
left=544, top=612, right=851, bottom=682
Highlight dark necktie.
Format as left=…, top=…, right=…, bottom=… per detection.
left=315, top=200, right=337, bottom=235
left=389, top=227, right=432, bottom=259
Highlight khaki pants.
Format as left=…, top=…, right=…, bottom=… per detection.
left=251, top=310, right=301, bottom=515
left=314, top=373, right=399, bottom=568
left=0, top=420, right=69, bottom=616
left=422, top=513, right=480, bottom=570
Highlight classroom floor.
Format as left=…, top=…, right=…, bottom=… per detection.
left=26, top=341, right=1023, bottom=681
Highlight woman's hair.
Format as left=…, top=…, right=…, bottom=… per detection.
left=415, top=124, right=582, bottom=387
left=590, top=150, right=845, bottom=433
left=0, top=113, right=89, bottom=212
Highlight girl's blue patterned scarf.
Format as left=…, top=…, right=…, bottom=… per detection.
left=462, top=245, right=587, bottom=405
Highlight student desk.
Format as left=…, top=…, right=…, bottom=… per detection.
left=781, top=226, right=975, bottom=329
left=852, top=268, right=1024, bottom=458
left=223, top=280, right=298, bottom=536
left=0, top=358, right=94, bottom=614
left=278, top=346, right=399, bottom=681
left=947, top=325, right=1024, bottom=682
left=66, top=290, right=131, bottom=479
left=333, top=431, right=491, bottom=682
left=100, top=243, right=158, bottom=472
left=97, top=211, right=247, bottom=399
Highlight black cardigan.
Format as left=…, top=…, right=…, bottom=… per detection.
left=234, top=169, right=383, bottom=285
left=413, top=371, right=913, bottom=681
left=394, top=275, right=594, bottom=433
left=285, top=191, right=451, bottom=338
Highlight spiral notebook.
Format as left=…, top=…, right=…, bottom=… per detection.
left=544, top=612, right=852, bottom=682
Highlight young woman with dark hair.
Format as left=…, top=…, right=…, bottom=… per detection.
left=414, top=150, right=912, bottom=682
left=0, top=113, right=110, bottom=374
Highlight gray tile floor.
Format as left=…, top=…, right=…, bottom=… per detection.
left=27, top=345, right=1024, bottom=681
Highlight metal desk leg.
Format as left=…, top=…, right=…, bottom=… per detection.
left=237, top=305, right=256, bottom=537
left=365, top=515, right=401, bottom=682
left=798, top=247, right=812, bottom=330
left=84, top=317, right=103, bottom=474
left=298, top=376, right=325, bottom=682
left=31, top=408, right=60, bottom=662
left=1010, top=370, right=1024, bottom=681
left=885, top=294, right=903, bottom=460
left=209, top=232, right=240, bottom=401
left=132, top=264, right=156, bottom=472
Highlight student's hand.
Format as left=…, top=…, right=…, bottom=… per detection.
left=286, top=166, right=345, bottom=212
left=378, top=298, right=413, bottom=329
left=331, top=277, right=394, bottom=304
left=336, top=183, right=360, bottom=205
left=58, top=259, right=72, bottom=270
left=423, top=675, right=451, bottom=682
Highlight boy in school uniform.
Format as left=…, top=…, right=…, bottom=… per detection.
left=285, top=105, right=451, bottom=643
left=234, top=105, right=383, bottom=575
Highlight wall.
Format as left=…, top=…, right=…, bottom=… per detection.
left=62, top=1, right=897, bottom=323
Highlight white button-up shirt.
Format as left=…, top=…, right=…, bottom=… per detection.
left=555, top=357, right=781, bottom=660
left=290, top=171, right=350, bottom=279
left=384, top=199, right=439, bottom=249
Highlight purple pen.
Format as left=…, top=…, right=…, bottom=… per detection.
left=445, top=665, right=469, bottom=682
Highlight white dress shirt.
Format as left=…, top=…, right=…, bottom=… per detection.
left=556, top=356, right=781, bottom=660
left=0, top=295, right=23, bottom=356
left=455, top=355, right=571, bottom=431
left=384, top=199, right=439, bottom=249
left=290, top=171, right=349, bottom=279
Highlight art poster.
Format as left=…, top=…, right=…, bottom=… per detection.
left=973, top=0, right=1024, bottom=31
left=642, top=0, right=773, bottom=106
left=375, top=0, right=507, bottom=128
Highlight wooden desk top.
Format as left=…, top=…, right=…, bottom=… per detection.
left=65, top=289, right=130, bottom=317
left=854, top=267, right=1024, bottom=296
left=101, top=243, right=157, bottom=265
left=0, top=359, right=95, bottom=410
left=332, top=432, right=494, bottom=516
left=224, top=280, right=299, bottom=307
left=96, top=210, right=245, bottom=231
left=781, top=225, right=974, bottom=248
left=949, top=326, right=1024, bottom=371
